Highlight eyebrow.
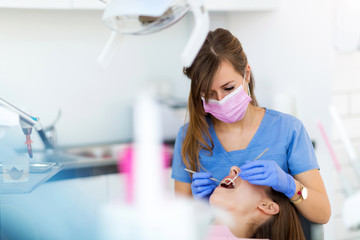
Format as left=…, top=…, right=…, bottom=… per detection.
left=220, top=81, right=235, bottom=88
left=207, top=81, right=235, bottom=93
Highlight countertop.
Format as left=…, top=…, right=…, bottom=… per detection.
left=28, top=150, right=119, bottom=181
left=31, top=142, right=174, bottom=181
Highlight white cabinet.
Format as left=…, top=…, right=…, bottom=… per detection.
left=204, top=0, right=279, bottom=11
left=0, top=175, right=108, bottom=240
left=0, top=0, right=105, bottom=9
left=72, top=0, right=105, bottom=9
left=0, top=0, right=278, bottom=11
left=0, top=0, right=71, bottom=9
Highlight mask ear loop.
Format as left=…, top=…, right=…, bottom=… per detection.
left=243, top=69, right=251, bottom=97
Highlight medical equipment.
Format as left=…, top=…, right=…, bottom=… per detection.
left=98, top=0, right=209, bottom=68
left=96, top=1, right=211, bottom=238
left=20, top=117, right=34, bottom=158
left=99, top=93, right=217, bottom=240
left=226, top=148, right=269, bottom=187
left=253, top=148, right=269, bottom=161
left=227, top=175, right=237, bottom=187
left=186, top=148, right=270, bottom=189
left=317, top=121, right=353, bottom=197
left=329, top=105, right=360, bottom=181
left=0, top=97, right=42, bottom=158
left=343, top=191, right=360, bottom=230
left=102, top=0, right=190, bottom=35
left=184, top=168, right=220, bottom=182
left=325, top=106, right=360, bottom=230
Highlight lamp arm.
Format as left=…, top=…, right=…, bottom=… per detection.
left=181, top=0, right=210, bottom=67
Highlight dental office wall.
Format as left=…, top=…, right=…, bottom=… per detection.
left=0, top=11, right=189, bottom=240
left=0, top=9, right=190, bottom=150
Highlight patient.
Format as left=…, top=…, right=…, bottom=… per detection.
left=209, top=166, right=305, bottom=240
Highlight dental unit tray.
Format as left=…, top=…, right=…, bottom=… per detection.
left=0, top=162, right=63, bottom=194
left=0, top=162, right=56, bottom=173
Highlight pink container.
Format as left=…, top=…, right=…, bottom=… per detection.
left=117, top=144, right=172, bottom=204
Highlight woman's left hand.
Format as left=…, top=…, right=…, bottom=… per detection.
left=239, top=160, right=296, bottom=199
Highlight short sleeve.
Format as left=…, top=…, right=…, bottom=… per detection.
left=287, top=119, right=319, bottom=175
left=171, top=125, right=192, bottom=183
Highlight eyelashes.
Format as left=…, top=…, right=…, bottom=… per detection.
left=202, top=86, right=235, bottom=97
left=224, top=86, right=234, bottom=91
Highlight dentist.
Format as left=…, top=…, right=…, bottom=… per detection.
left=171, top=28, right=331, bottom=224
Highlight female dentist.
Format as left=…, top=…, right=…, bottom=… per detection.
left=171, top=28, right=331, bottom=224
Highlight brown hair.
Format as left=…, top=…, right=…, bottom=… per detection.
left=251, top=188, right=306, bottom=240
left=181, top=28, right=258, bottom=173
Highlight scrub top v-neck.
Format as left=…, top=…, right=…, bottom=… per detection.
left=171, top=108, right=319, bottom=184
left=209, top=108, right=269, bottom=160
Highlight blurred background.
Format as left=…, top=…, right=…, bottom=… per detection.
left=0, top=0, right=359, bottom=239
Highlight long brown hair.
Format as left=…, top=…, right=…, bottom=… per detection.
left=251, top=188, right=306, bottom=240
left=181, top=28, right=258, bottom=173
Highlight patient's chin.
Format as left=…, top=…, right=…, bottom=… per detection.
left=209, top=194, right=215, bottom=206
left=209, top=193, right=225, bottom=209
left=209, top=193, right=219, bottom=207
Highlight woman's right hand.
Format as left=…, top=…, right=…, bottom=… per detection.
left=191, top=172, right=217, bottom=200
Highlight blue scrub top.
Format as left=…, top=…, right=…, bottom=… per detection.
left=171, top=108, right=319, bottom=184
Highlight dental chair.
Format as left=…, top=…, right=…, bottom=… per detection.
left=299, top=141, right=324, bottom=240
left=298, top=213, right=324, bottom=240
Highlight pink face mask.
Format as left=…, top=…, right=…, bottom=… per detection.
left=202, top=73, right=252, bottom=123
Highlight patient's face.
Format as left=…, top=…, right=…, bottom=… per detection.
left=209, top=166, right=270, bottom=215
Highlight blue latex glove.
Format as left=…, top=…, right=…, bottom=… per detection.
left=239, top=160, right=296, bottom=199
left=191, top=172, right=217, bottom=200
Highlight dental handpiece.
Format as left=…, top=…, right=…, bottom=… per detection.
left=26, top=136, right=33, bottom=158
left=20, top=118, right=34, bottom=158
left=23, top=128, right=33, bottom=158
left=184, top=168, right=220, bottom=182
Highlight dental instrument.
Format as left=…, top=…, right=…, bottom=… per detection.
left=0, top=97, right=47, bottom=158
left=226, top=148, right=269, bottom=186
left=184, top=168, right=220, bottom=182
left=227, top=176, right=238, bottom=187
left=20, top=117, right=34, bottom=158
left=253, top=148, right=269, bottom=161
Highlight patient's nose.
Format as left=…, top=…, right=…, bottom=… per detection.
left=230, top=166, right=241, bottom=176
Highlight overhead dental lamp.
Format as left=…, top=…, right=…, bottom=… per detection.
left=98, top=0, right=209, bottom=67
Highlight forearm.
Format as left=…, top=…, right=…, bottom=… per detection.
left=290, top=179, right=331, bottom=224
left=174, top=180, right=192, bottom=197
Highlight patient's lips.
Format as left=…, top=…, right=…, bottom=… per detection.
left=220, top=177, right=235, bottom=189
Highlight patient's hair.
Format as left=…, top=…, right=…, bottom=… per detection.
left=250, top=188, right=306, bottom=240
